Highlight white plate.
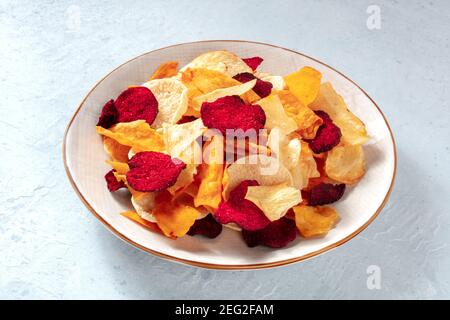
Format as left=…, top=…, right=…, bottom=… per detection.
left=63, top=40, right=396, bottom=270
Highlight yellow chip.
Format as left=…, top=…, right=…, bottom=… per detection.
left=257, top=95, right=298, bottom=134
left=267, top=127, right=301, bottom=170
left=121, top=211, right=161, bottom=233
left=293, top=205, right=339, bottom=238
left=152, top=192, right=201, bottom=238
left=310, top=82, right=369, bottom=145
left=181, top=68, right=241, bottom=95
left=277, top=90, right=323, bottom=139
left=284, top=66, right=322, bottom=106
left=106, top=160, right=129, bottom=174
left=325, top=144, right=365, bottom=184
left=149, top=61, right=179, bottom=80
left=96, top=120, right=165, bottom=152
left=245, top=183, right=301, bottom=221
left=103, top=136, right=130, bottom=162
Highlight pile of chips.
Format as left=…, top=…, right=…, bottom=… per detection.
left=96, top=50, right=369, bottom=249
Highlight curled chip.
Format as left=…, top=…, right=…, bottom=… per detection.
left=242, top=217, right=297, bottom=248
left=115, top=87, right=159, bottom=125
left=177, top=115, right=197, bottom=124
left=201, top=95, right=266, bottom=135
left=242, top=56, right=263, bottom=71
left=187, top=214, right=223, bottom=238
left=126, top=151, right=186, bottom=192
left=257, top=95, right=298, bottom=134
left=105, top=169, right=126, bottom=192
left=306, top=111, right=342, bottom=153
left=325, top=144, right=365, bottom=184
left=302, top=183, right=345, bottom=206
left=293, top=205, right=339, bottom=238
left=131, top=192, right=156, bottom=222
left=215, top=180, right=271, bottom=231
left=310, top=83, right=368, bottom=145
left=103, top=136, right=130, bottom=163
left=277, top=90, right=323, bottom=139
left=121, top=211, right=161, bottom=234
left=284, top=66, right=322, bottom=106
left=149, top=61, right=179, bottom=80
left=233, top=72, right=273, bottom=98
left=97, top=99, right=118, bottom=128
left=290, top=141, right=320, bottom=190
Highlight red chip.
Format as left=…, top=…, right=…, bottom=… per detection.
left=307, top=111, right=342, bottom=153
left=242, top=56, right=263, bottom=71
left=115, top=87, right=158, bottom=125
left=302, top=183, right=346, bottom=206
left=233, top=72, right=273, bottom=98
left=105, top=169, right=126, bottom=192
left=214, top=180, right=271, bottom=231
left=201, top=96, right=266, bottom=135
left=242, top=217, right=297, bottom=248
left=97, top=99, right=118, bottom=128
left=126, top=152, right=186, bottom=192
left=177, top=115, right=197, bottom=124
left=187, top=214, right=223, bottom=238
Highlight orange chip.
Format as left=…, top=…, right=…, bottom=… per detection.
left=103, top=136, right=130, bottom=162
left=277, top=90, right=323, bottom=139
left=149, top=61, right=179, bottom=80
left=293, top=205, right=339, bottom=238
left=152, top=192, right=201, bottom=238
left=325, top=144, right=365, bottom=184
left=284, top=66, right=322, bottom=106
left=106, top=160, right=129, bottom=174
left=121, top=211, right=161, bottom=234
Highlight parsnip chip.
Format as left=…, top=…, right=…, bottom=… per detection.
left=131, top=192, right=157, bottom=222
left=180, top=50, right=252, bottom=77
left=142, top=78, right=188, bottom=128
left=152, top=192, right=201, bottom=238
left=245, top=183, right=301, bottom=221
left=284, top=66, right=322, bottom=106
left=325, top=144, right=365, bottom=184
left=267, top=128, right=301, bottom=170
left=310, top=83, right=369, bottom=145
left=149, top=61, right=179, bottom=80
left=255, top=72, right=286, bottom=90
left=103, top=137, right=130, bottom=162
left=192, top=79, right=257, bottom=110
left=256, top=95, right=297, bottom=134
left=96, top=120, right=165, bottom=152
left=106, top=160, right=129, bottom=175
left=223, top=154, right=293, bottom=200
left=181, top=68, right=241, bottom=95
left=277, top=90, right=323, bottom=139
left=121, top=211, right=161, bottom=233
left=293, top=205, right=339, bottom=238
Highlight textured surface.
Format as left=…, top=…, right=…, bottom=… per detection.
left=0, top=0, right=449, bottom=299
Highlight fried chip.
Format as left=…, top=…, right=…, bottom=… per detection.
left=149, top=61, right=179, bottom=80
left=256, top=95, right=298, bottom=134
left=187, top=214, right=223, bottom=238
left=142, top=78, right=188, bottom=128
left=103, top=136, right=130, bottom=162
left=289, top=141, right=320, bottom=190
left=255, top=72, right=286, bottom=91
left=105, top=169, right=126, bottom=192
left=310, top=83, right=369, bottom=145
left=242, top=217, right=297, bottom=248
left=131, top=192, right=157, bottom=222
left=96, top=120, right=165, bottom=152
left=267, top=128, right=301, bottom=170
left=325, top=144, right=365, bottom=184
left=293, top=205, right=339, bottom=238
left=121, top=211, right=161, bottom=233
left=245, top=183, right=301, bottom=221
left=106, top=160, right=129, bottom=175
left=284, top=66, right=322, bottom=106
left=152, top=192, right=201, bottom=238
left=181, top=68, right=241, bottom=96
left=223, top=154, right=293, bottom=200
left=180, top=50, right=252, bottom=77
left=277, top=90, right=323, bottom=139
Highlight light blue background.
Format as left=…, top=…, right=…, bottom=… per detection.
left=1, top=0, right=449, bottom=299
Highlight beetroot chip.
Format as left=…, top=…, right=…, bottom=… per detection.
left=126, top=151, right=186, bottom=192
left=115, top=87, right=158, bottom=125
left=214, top=180, right=271, bottom=231
left=233, top=72, right=273, bottom=98
left=242, top=217, right=297, bottom=248
left=105, top=169, right=126, bottom=192
left=242, top=56, right=263, bottom=71
left=307, top=110, right=342, bottom=153
left=302, top=183, right=346, bottom=206
left=201, top=96, right=266, bottom=135
left=97, top=99, right=118, bottom=128
left=177, top=115, right=197, bottom=124
left=187, top=214, right=223, bottom=238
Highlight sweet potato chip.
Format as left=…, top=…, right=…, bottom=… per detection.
left=277, top=90, right=323, bottom=139
left=310, top=83, right=369, bottom=145
left=121, top=211, right=161, bottom=233
left=256, top=95, right=297, bottom=134
left=149, top=61, right=179, bottom=80
left=96, top=120, right=165, bottom=152
left=293, top=205, right=339, bottom=238
left=325, top=144, right=365, bottom=184
left=245, top=183, right=301, bottom=221
left=106, top=160, right=129, bottom=175
left=103, top=136, right=130, bottom=162
left=284, top=66, right=322, bottom=106
left=152, top=192, right=201, bottom=238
